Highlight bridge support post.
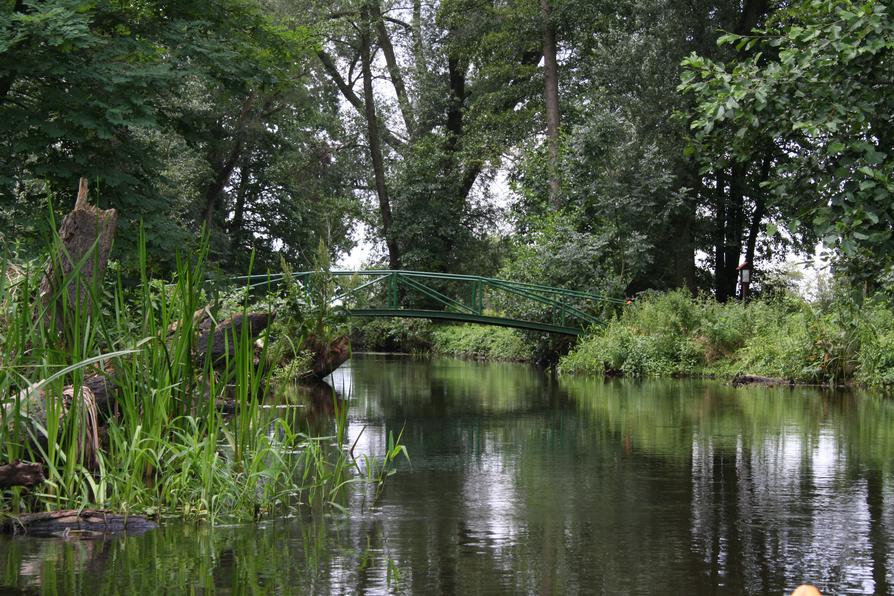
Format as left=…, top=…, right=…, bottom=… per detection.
left=387, top=273, right=398, bottom=308
left=472, top=280, right=483, bottom=315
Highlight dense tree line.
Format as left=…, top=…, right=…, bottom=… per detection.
left=2, top=0, right=891, bottom=296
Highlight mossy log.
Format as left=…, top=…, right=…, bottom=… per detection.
left=196, top=312, right=273, bottom=368
left=303, top=334, right=351, bottom=380
left=0, top=461, right=44, bottom=489
left=1, top=510, right=157, bottom=538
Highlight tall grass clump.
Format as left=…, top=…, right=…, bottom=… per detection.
left=0, top=230, right=405, bottom=522
left=560, top=290, right=706, bottom=377
left=559, top=289, right=894, bottom=389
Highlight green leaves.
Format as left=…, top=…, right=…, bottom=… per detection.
left=1, top=0, right=326, bottom=272
left=680, top=0, right=894, bottom=284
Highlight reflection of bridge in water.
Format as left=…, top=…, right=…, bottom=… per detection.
left=240, top=270, right=624, bottom=336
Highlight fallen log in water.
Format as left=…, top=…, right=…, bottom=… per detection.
left=303, top=334, right=351, bottom=380
left=0, top=461, right=44, bottom=489
left=732, top=374, right=793, bottom=387
left=196, top=312, right=273, bottom=368
left=1, top=510, right=157, bottom=538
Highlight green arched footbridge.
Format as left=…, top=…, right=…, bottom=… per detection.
left=238, top=270, right=624, bottom=336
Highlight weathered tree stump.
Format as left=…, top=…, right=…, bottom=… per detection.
left=1, top=510, right=157, bottom=538
left=37, top=178, right=117, bottom=339
left=0, top=461, right=44, bottom=489
left=8, top=179, right=116, bottom=468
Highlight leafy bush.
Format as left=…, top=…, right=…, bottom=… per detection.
left=431, top=324, right=533, bottom=361
left=855, top=301, right=894, bottom=388
left=350, top=317, right=434, bottom=353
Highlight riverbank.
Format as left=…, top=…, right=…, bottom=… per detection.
left=350, top=289, right=894, bottom=391
left=350, top=318, right=535, bottom=362
left=560, top=290, right=894, bottom=390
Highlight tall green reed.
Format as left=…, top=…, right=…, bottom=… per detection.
left=1, top=228, right=407, bottom=522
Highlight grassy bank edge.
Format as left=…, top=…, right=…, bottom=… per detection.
left=558, top=290, right=894, bottom=391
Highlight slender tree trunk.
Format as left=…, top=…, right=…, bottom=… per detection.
left=360, top=2, right=400, bottom=270
left=714, top=170, right=728, bottom=301
left=445, top=55, right=465, bottom=151
left=541, top=0, right=561, bottom=207
left=724, top=164, right=745, bottom=298
left=317, top=49, right=406, bottom=153
left=201, top=135, right=243, bottom=232
left=744, top=153, right=771, bottom=270
left=229, top=157, right=252, bottom=266
left=371, top=1, right=415, bottom=138
left=200, top=97, right=254, bottom=232
left=411, top=0, right=426, bottom=84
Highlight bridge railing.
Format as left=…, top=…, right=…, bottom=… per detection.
left=233, top=270, right=624, bottom=335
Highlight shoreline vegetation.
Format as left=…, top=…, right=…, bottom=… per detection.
left=350, top=288, right=894, bottom=392
left=0, top=185, right=406, bottom=534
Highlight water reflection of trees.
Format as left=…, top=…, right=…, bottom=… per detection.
left=561, top=377, right=894, bottom=594
left=4, top=358, right=893, bottom=594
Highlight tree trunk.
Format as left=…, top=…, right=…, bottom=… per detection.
left=200, top=97, right=255, bottom=233
left=714, top=170, right=728, bottom=301
left=411, top=0, right=426, bottom=89
left=38, top=178, right=117, bottom=340
left=229, top=156, right=252, bottom=267
left=316, top=49, right=406, bottom=153
left=744, top=153, right=772, bottom=270
left=372, top=1, right=416, bottom=138
left=196, top=312, right=274, bottom=368
left=201, top=133, right=244, bottom=233
left=360, top=2, right=400, bottom=270
left=302, top=335, right=351, bottom=380
left=541, top=0, right=561, bottom=207
left=724, top=164, right=745, bottom=299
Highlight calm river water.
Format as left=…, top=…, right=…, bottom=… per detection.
left=2, top=353, right=893, bottom=595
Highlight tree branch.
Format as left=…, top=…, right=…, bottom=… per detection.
left=316, top=48, right=406, bottom=152
left=383, top=16, right=412, bottom=30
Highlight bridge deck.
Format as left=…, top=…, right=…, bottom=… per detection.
left=347, top=308, right=586, bottom=336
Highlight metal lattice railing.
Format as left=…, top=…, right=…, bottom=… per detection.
left=234, top=270, right=625, bottom=336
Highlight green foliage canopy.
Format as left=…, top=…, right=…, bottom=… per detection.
left=681, top=0, right=894, bottom=285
